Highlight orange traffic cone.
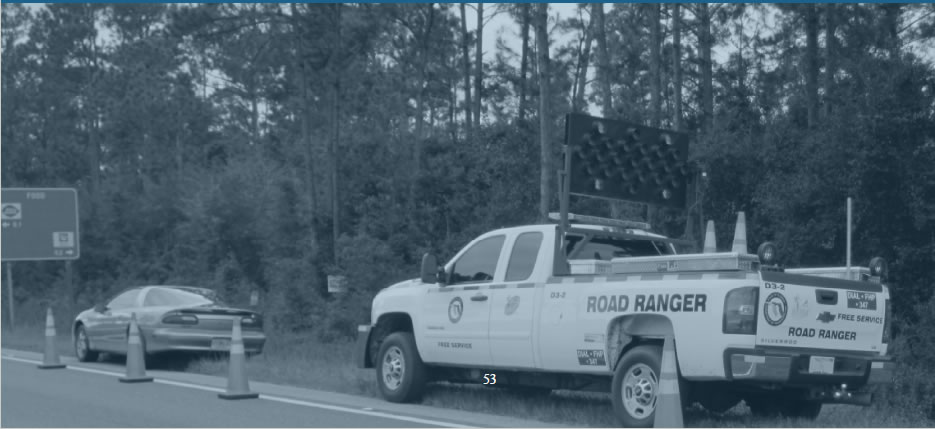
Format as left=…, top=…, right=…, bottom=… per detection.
left=653, top=336, right=684, bottom=428
left=37, top=307, right=66, bottom=369
left=119, top=313, right=153, bottom=383
left=218, top=318, right=258, bottom=400
left=731, top=211, right=748, bottom=254
left=702, top=220, right=717, bottom=254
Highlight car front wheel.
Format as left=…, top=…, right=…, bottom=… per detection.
left=75, top=325, right=99, bottom=362
left=375, top=332, right=427, bottom=403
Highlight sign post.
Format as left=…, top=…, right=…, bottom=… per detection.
left=6, top=263, right=13, bottom=332
left=1, top=188, right=80, bottom=330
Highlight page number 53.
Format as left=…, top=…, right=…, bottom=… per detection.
left=483, top=373, right=497, bottom=385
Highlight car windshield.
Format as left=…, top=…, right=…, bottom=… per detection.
left=145, top=287, right=224, bottom=307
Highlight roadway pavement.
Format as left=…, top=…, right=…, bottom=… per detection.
left=1, top=349, right=560, bottom=428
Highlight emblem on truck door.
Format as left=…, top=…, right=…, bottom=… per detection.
left=448, top=297, right=463, bottom=323
left=764, top=292, right=788, bottom=326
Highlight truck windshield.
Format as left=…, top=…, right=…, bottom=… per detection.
left=565, top=235, right=673, bottom=260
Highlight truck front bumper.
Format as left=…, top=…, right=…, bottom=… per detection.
left=724, top=348, right=893, bottom=391
left=354, top=325, right=372, bottom=369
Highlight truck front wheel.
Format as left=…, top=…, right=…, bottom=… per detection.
left=612, top=345, right=663, bottom=428
left=376, top=332, right=427, bottom=403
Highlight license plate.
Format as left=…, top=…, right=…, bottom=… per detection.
left=211, top=338, right=231, bottom=351
left=808, top=356, right=835, bottom=374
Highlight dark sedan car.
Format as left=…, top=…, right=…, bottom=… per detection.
left=72, top=285, right=266, bottom=362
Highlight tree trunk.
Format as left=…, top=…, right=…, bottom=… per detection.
left=536, top=3, right=552, bottom=223
left=673, top=3, right=691, bottom=241
left=330, top=5, right=342, bottom=265
left=594, top=3, right=613, bottom=118
left=649, top=4, right=662, bottom=127
left=412, top=4, right=435, bottom=208
left=804, top=4, right=819, bottom=129
left=881, top=4, right=901, bottom=60
left=518, top=4, right=530, bottom=124
left=672, top=3, right=683, bottom=131
left=698, top=3, right=713, bottom=131
left=572, top=6, right=594, bottom=113
left=331, top=76, right=340, bottom=264
left=823, top=3, right=837, bottom=119
left=474, top=2, right=484, bottom=129
left=291, top=3, right=318, bottom=260
left=459, top=3, right=473, bottom=135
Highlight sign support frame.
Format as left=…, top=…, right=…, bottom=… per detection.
left=6, top=262, right=14, bottom=332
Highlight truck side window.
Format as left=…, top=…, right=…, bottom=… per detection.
left=505, top=232, right=543, bottom=282
left=450, top=235, right=505, bottom=284
left=567, top=236, right=672, bottom=260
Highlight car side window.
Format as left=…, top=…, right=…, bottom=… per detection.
left=505, top=232, right=543, bottom=282
left=108, top=289, right=141, bottom=310
left=450, top=235, right=506, bottom=285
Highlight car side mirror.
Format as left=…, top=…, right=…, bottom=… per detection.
left=94, top=303, right=107, bottom=313
left=421, top=253, right=439, bottom=284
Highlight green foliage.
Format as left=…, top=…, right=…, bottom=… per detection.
left=1, top=4, right=933, bottom=363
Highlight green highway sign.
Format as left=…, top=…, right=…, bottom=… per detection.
left=1, top=188, right=79, bottom=261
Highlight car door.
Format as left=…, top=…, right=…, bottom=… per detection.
left=94, top=288, right=143, bottom=352
left=488, top=231, right=544, bottom=369
left=421, top=235, right=505, bottom=367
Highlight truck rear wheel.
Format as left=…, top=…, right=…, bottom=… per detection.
left=376, top=332, right=427, bottom=403
left=612, top=345, right=663, bottom=428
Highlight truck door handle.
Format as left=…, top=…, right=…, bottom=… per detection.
left=816, top=289, right=838, bottom=305
left=470, top=294, right=488, bottom=302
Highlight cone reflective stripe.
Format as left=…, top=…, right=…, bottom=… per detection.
left=119, top=313, right=153, bottom=383
left=38, top=308, right=66, bottom=369
left=732, top=211, right=748, bottom=254
left=702, top=220, right=717, bottom=254
left=653, top=336, right=684, bottom=428
left=219, top=318, right=258, bottom=400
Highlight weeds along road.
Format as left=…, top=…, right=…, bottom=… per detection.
left=0, top=350, right=558, bottom=428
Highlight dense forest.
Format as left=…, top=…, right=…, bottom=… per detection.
left=1, top=3, right=933, bottom=361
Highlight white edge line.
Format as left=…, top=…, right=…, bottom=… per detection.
left=2, top=355, right=471, bottom=428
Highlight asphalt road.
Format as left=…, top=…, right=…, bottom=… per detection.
left=1, top=358, right=436, bottom=428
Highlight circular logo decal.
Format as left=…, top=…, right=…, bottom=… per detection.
left=764, top=292, right=788, bottom=326
left=504, top=295, right=520, bottom=315
left=448, top=297, right=463, bottom=324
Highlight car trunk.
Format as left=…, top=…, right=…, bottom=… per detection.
left=178, top=306, right=263, bottom=332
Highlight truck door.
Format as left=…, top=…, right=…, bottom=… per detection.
left=488, top=231, right=544, bottom=369
left=421, top=235, right=503, bottom=366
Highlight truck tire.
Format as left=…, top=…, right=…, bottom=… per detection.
left=376, top=332, right=427, bottom=403
left=746, top=394, right=822, bottom=419
left=612, top=345, right=664, bottom=428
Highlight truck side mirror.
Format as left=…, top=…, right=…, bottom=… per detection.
left=94, top=303, right=108, bottom=313
left=421, top=253, right=439, bottom=284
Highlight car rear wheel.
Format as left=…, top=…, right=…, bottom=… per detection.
left=376, top=332, right=427, bottom=403
left=75, top=325, right=99, bottom=362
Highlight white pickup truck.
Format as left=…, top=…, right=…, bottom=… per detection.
left=355, top=214, right=894, bottom=427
